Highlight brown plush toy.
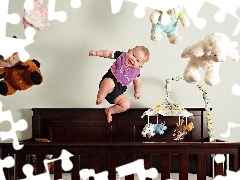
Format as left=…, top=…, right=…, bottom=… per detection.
left=0, top=55, right=43, bottom=96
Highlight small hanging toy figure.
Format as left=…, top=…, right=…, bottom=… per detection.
left=23, top=0, right=50, bottom=31
left=150, top=6, right=190, bottom=44
left=141, top=123, right=156, bottom=138
left=172, top=119, right=194, bottom=140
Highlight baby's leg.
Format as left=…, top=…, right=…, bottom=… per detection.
left=96, top=78, right=115, bottom=105
left=105, top=94, right=130, bottom=123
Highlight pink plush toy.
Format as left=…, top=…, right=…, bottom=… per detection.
left=23, top=0, right=50, bottom=31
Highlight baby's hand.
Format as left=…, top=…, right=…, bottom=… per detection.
left=89, top=50, right=96, bottom=56
left=134, top=92, right=141, bottom=99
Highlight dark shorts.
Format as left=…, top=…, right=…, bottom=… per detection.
left=100, top=69, right=127, bottom=104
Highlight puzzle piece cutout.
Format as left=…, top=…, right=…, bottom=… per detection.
left=205, top=0, right=240, bottom=36
left=0, top=1, right=36, bottom=62
left=0, top=156, right=15, bottom=180
left=214, top=154, right=240, bottom=179
left=214, top=154, right=225, bottom=164
left=110, top=0, right=187, bottom=23
left=110, top=0, right=240, bottom=35
left=20, top=149, right=73, bottom=180
left=80, top=169, right=108, bottom=180
left=24, top=0, right=81, bottom=23
left=215, top=170, right=240, bottom=180
left=232, top=83, right=240, bottom=95
left=23, top=0, right=50, bottom=31
left=0, top=101, right=28, bottom=150
left=0, top=0, right=82, bottom=62
left=219, top=122, right=240, bottom=138
left=116, top=159, right=158, bottom=180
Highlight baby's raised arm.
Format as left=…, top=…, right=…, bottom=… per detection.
left=89, top=50, right=113, bottom=58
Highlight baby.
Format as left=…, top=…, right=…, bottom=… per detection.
left=89, top=46, right=150, bottom=123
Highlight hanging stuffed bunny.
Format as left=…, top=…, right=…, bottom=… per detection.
left=23, top=0, right=50, bottom=31
left=181, top=32, right=239, bottom=86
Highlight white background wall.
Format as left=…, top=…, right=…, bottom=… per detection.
left=1, top=0, right=240, bottom=142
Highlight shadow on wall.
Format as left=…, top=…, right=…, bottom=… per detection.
left=18, top=108, right=33, bottom=141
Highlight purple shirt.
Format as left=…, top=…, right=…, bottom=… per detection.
left=111, top=52, right=140, bottom=86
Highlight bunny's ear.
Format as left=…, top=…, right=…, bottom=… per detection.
left=181, top=41, right=205, bottom=58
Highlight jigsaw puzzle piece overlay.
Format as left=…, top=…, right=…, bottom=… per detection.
left=110, top=0, right=187, bottom=23
left=232, top=83, right=240, bottom=95
left=0, top=0, right=20, bottom=37
left=0, top=156, right=15, bottom=180
left=116, top=159, right=158, bottom=180
left=24, top=0, right=81, bottom=23
left=0, top=1, right=36, bottom=61
left=219, top=122, right=240, bottom=138
left=20, top=149, right=73, bottom=180
left=0, top=101, right=28, bottom=150
left=215, top=170, right=240, bottom=179
left=110, top=0, right=240, bottom=35
left=79, top=169, right=108, bottom=180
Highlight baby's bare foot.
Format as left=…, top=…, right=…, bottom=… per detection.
left=96, top=97, right=103, bottom=105
left=105, top=108, right=112, bottom=123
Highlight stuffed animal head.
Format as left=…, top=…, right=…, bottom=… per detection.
left=186, top=122, right=194, bottom=132
left=166, top=6, right=182, bottom=15
left=203, top=32, right=239, bottom=62
left=0, top=52, right=20, bottom=67
left=182, top=32, right=239, bottom=62
left=0, top=58, right=43, bottom=95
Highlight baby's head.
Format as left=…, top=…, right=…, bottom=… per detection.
left=126, top=46, right=150, bottom=68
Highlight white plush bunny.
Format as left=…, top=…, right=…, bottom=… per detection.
left=181, top=32, right=239, bottom=86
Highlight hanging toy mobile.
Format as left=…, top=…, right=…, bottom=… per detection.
left=141, top=76, right=214, bottom=141
left=141, top=76, right=194, bottom=140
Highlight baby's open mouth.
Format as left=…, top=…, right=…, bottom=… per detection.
left=127, top=59, right=133, bottom=66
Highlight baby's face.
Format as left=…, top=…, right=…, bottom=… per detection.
left=125, top=48, right=147, bottom=68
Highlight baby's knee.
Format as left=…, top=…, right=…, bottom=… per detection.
left=121, top=101, right=130, bottom=111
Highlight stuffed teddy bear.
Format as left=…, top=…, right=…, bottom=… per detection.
left=181, top=32, right=239, bottom=86
left=150, top=6, right=190, bottom=44
left=23, top=0, right=50, bottom=31
left=0, top=58, right=43, bottom=95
